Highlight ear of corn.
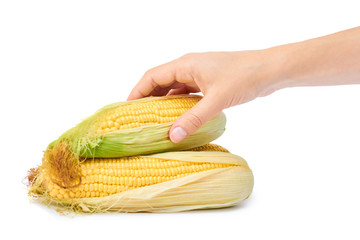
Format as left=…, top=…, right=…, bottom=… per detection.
left=28, top=147, right=253, bottom=213
left=49, top=95, right=226, bottom=158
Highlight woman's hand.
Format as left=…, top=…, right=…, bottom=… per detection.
left=127, top=51, right=278, bottom=143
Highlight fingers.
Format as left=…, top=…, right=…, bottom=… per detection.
left=127, top=60, right=180, bottom=101
left=169, top=92, right=223, bottom=143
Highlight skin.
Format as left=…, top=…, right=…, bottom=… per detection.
left=128, top=27, right=360, bottom=143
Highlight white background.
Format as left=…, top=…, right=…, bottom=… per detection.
left=0, top=1, right=359, bottom=239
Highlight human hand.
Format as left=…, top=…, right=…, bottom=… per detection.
left=128, top=27, right=360, bottom=143
left=128, top=51, right=279, bottom=143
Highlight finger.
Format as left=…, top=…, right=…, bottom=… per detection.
left=167, top=86, right=199, bottom=95
left=169, top=92, right=223, bottom=143
left=127, top=61, right=179, bottom=100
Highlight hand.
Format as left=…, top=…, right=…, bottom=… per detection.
left=128, top=27, right=360, bottom=143
left=127, top=51, right=277, bottom=143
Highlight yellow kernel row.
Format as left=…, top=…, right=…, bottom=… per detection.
left=80, top=175, right=177, bottom=187
left=81, top=165, right=219, bottom=179
left=82, top=157, right=195, bottom=169
left=94, top=97, right=200, bottom=133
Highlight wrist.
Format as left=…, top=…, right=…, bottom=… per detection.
left=247, top=47, right=292, bottom=96
left=258, top=40, right=313, bottom=93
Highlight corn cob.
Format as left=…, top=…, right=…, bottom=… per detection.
left=29, top=144, right=228, bottom=197
left=28, top=144, right=253, bottom=213
left=44, top=95, right=226, bottom=188
left=49, top=95, right=226, bottom=158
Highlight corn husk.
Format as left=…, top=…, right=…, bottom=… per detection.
left=28, top=151, right=254, bottom=213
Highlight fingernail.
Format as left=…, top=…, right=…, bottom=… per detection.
left=170, top=127, right=187, bottom=143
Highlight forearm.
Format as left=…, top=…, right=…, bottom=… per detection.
left=265, top=27, right=360, bottom=90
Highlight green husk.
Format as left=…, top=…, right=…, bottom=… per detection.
left=28, top=151, right=254, bottom=213
left=47, top=95, right=226, bottom=158
left=79, top=111, right=226, bottom=158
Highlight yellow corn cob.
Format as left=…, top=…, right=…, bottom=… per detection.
left=37, top=155, right=234, bottom=200
left=28, top=145, right=253, bottom=213
left=49, top=94, right=226, bottom=159
left=32, top=144, right=229, bottom=199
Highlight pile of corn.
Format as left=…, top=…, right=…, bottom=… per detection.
left=27, top=95, right=254, bottom=213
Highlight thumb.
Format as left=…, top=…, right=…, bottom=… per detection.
left=169, top=94, right=223, bottom=143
